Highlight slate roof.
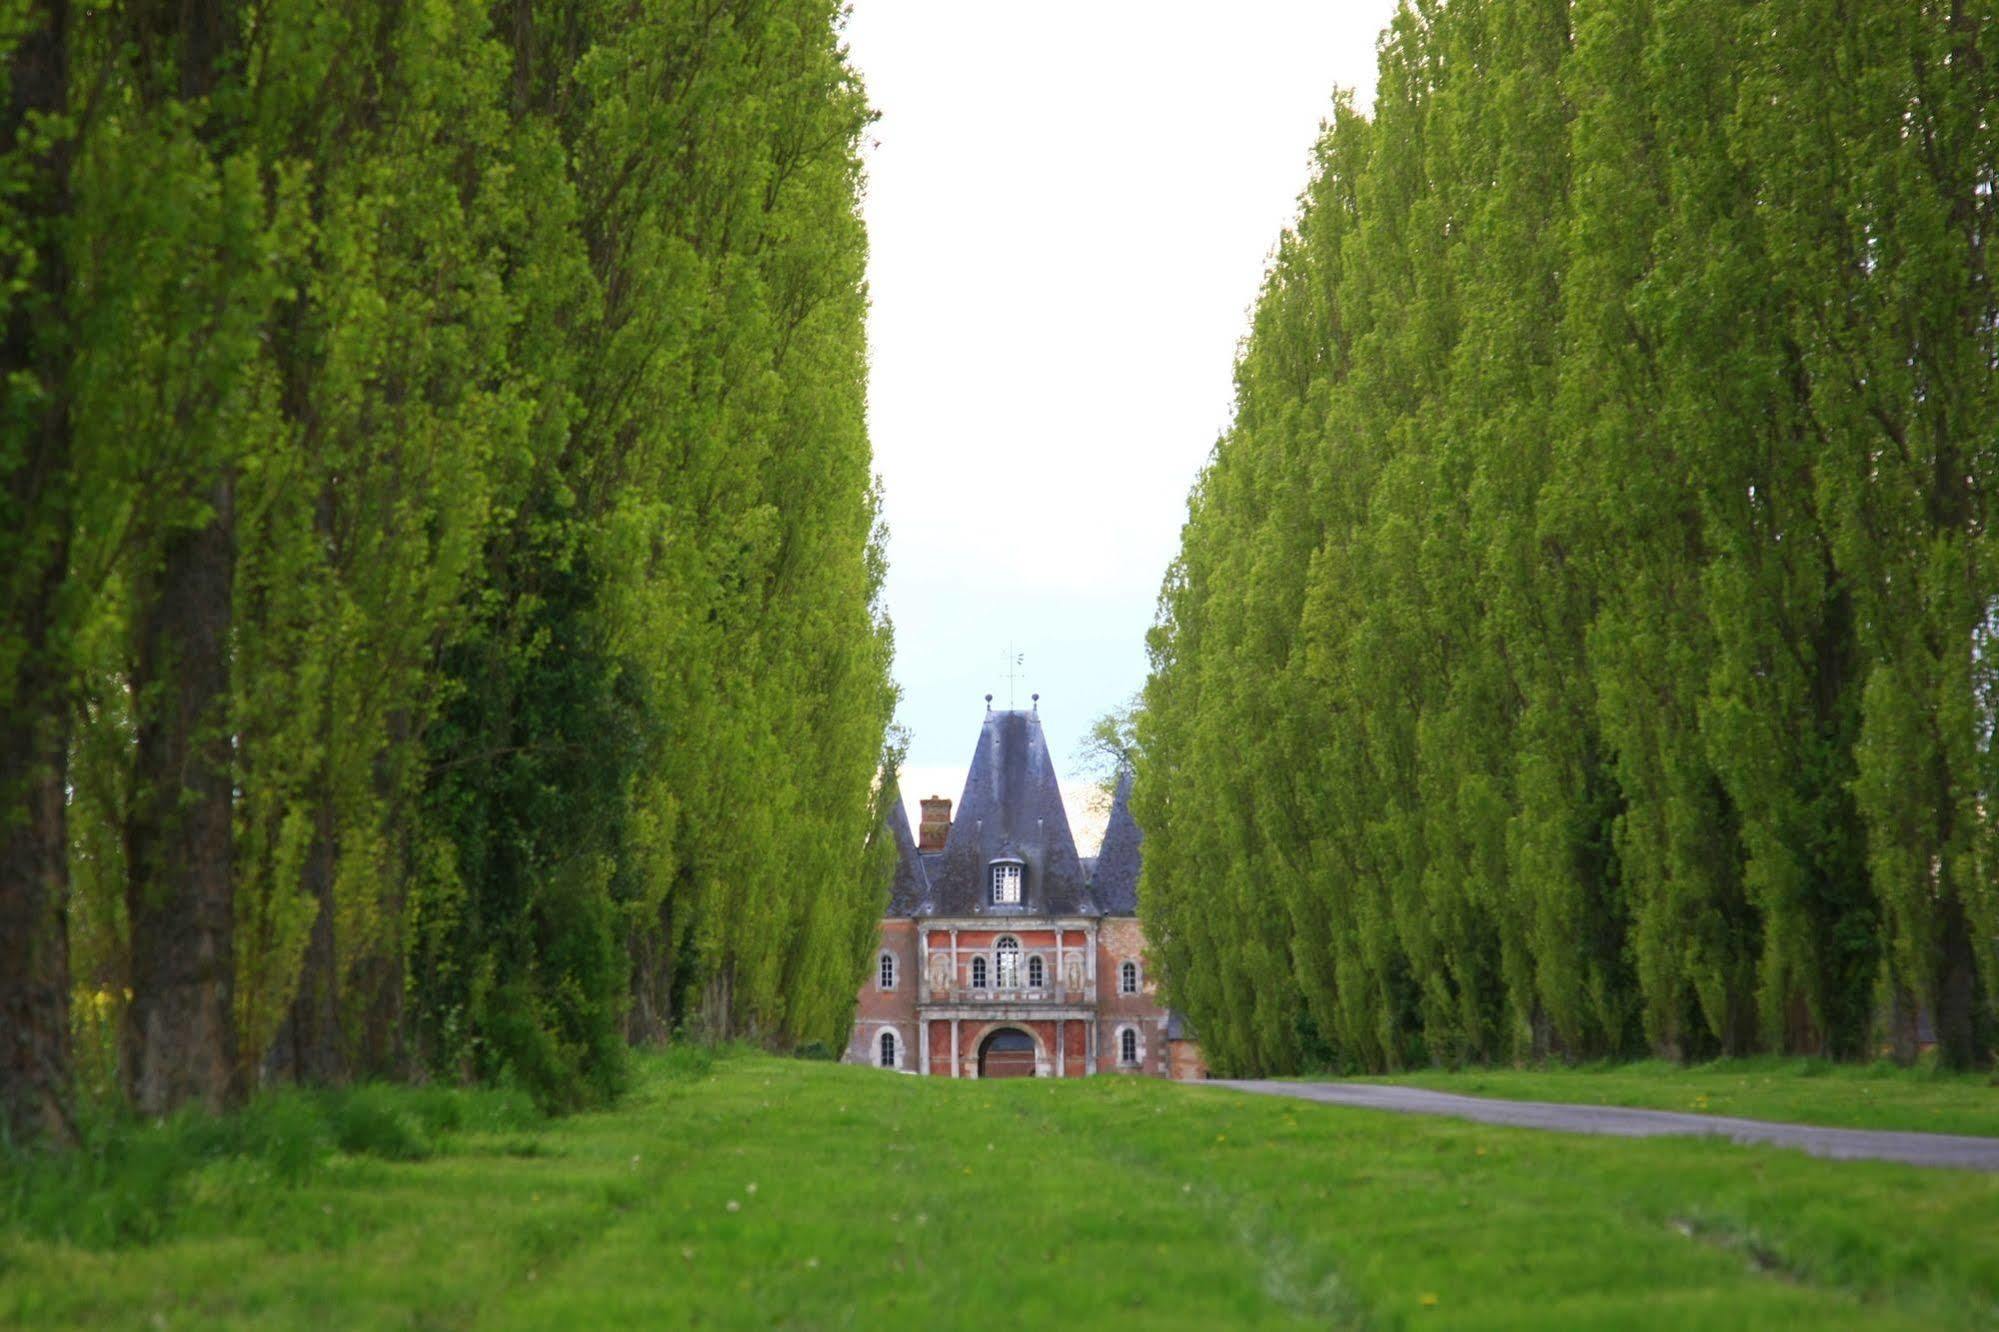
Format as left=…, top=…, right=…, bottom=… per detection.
left=1090, top=766, right=1142, bottom=916
left=883, top=786, right=932, bottom=917
left=922, top=709, right=1095, bottom=918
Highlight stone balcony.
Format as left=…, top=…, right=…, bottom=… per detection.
left=921, top=985, right=1092, bottom=1007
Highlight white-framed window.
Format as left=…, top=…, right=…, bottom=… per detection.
left=879, top=951, right=896, bottom=990
left=995, top=936, right=1021, bottom=988
left=1119, top=960, right=1139, bottom=995
left=991, top=862, right=1022, bottom=905
left=1027, top=955, right=1044, bottom=989
left=880, top=1029, right=898, bottom=1068
left=971, top=956, right=988, bottom=988
left=1119, top=1026, right=1139, bottom=1065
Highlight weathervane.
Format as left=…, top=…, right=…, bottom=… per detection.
left=1003, top=643, right=1026, bottom=709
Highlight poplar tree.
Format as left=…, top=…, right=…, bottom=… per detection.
left=3, top=0, right=896, bottom=1131
left=111, top=0, right=278, bottom=1117
left=1138, top=0, right=1996, bottom=1074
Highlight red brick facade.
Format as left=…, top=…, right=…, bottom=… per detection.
left=843, top=915, right=1196, bottom=1079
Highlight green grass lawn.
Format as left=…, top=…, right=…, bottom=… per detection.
left=1330, top=1057, right=1999, bottom=1138
left=4, top=1049, right=1997, bottom=1330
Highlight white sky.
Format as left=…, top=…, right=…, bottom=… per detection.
left=842, top=1, right=1401, bottom=849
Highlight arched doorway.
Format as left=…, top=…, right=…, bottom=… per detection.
left=978, top=1027, right=1036, bottom=1078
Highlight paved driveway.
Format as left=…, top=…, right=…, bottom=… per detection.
left=1208, top=1079, right=1999, bottom=1171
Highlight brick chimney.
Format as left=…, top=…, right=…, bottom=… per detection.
left=918, top=796, right=951, bottom=851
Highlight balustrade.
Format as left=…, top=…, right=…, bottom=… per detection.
left=924, top=983, right=1088, bottom=1006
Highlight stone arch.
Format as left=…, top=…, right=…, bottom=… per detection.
left=972, top=1022, right=1046, bottom=1079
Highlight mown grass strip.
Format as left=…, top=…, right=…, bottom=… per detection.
left=1336, top=1057, right=1999, bottom=1137
left=3, top=1051, right=1995, bottom=1330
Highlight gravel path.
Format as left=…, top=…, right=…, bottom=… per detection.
left=1208, top=1079, right=1999, bottom=1171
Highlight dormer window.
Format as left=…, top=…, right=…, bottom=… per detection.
left=990, top=861, right=1022, bottom=906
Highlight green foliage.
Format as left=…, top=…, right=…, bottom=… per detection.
left=1074, top=696, right=1142, bottom=797
left=1139, top=0, right=1998, bottom=1073
left=410, top=0, right=895, bottom=1102
left=4, top=0, right=893, bottom=1128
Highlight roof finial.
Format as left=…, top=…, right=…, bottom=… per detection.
left=984, top=693, right=993, bottom=711
left=1031, top=692, right=1039, bottom=712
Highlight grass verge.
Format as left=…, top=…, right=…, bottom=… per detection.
left=2, top=1049, right=1995, bottom=1329
left=1325, top=1057, right=1999, bottom=1137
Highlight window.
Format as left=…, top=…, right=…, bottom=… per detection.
left=991, top=862, right=1022, bottom=905
left=880, top=1030, right=898, bottom=1068
left=971, top=956, right=988, bottom=988
left=1027, top=955, right=1044, bottom=989
left=1120, top=1027, right=1138, bottom=1065
left=995, top=936, right=1020, bottom=988
left=1119, top=960, right=1139, bottom=995
left=878, top=952, right=896, bottom=990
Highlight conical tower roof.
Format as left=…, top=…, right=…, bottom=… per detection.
left=923, top=707, right=1091, bottom=917
left=883, top=784, right=932, bottom=917
left=1090, top=765, right=1142, bottom=916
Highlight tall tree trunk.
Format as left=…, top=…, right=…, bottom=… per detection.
left=1934, top=889, right=1986, bottom=1071
left=0, top=723, right=71, bottom=1147
left=628, top=894, right=678, bottom=1046
left=125, top=469, right=241, bottom=1115
left=0, top=0, right=76, bottom=1150
left=1888, top=980, right=1921, bottom=1067
left=265, top=393, right=342, bottom=1086
left=352, top=948, right=403, bottom=1080
left=121, top=0, right=246, bottom=1119
left=353, top=707, right=412, bottom=1081
left=269, top=799, right=342, bottom=1084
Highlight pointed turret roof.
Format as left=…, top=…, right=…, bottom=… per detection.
left=922, top=708, right=1091, bottom=917
left=883, top=784, right=932, bottom=917
left=1090, top=766, right=1142, bottom=916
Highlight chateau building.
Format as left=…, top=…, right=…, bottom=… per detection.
left=845, top=701, right=1205, bottom=1080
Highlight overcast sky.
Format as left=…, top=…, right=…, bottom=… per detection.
left=841, top=1, right=1400, bottom=846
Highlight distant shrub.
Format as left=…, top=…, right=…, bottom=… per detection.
left=792, top=1041, right=834, bottom=1061
left=238, top=1092, right=333, bottom=1186
left=659, top=1044, right=716, bottom=1081
left=0, top=1079, right=549, bottom=1249
left=327, top=1086, right=432, bottom=1160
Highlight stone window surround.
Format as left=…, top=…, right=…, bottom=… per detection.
left=994, top=935, right=1021, bottom=988
left=1117, top=1023, right=1142, bottom=1066
left=878, top=951, right=896, bottom=990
